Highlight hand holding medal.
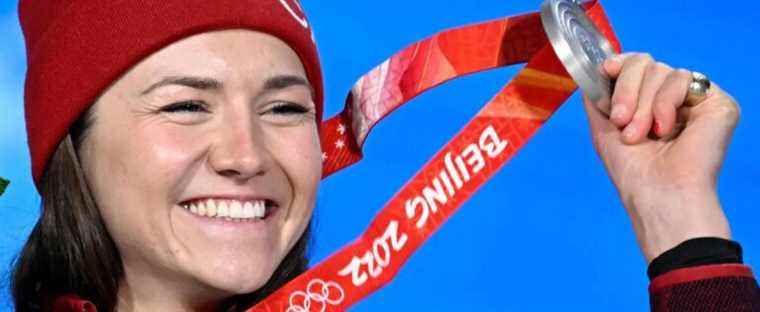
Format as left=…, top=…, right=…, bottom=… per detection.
left=541, top=0, right=740, bottom=262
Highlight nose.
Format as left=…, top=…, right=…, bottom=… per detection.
left=208, top=110, right=272, bottom=181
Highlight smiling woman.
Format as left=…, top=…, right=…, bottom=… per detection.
left=13, top=0, right=325, bottom=311
left=10, top=0, right=760, bottom=311
left=73, top=30, right=320, bottom=310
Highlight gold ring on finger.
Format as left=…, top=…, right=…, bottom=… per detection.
left=685, top=71, right=711, bottom=106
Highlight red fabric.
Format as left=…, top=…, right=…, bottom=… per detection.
left=19, top=0, right=323, bottom=188
left=52, top=264, right=759, bottom=311
left=51, top=294, right=96, bottom=312
left=650, top=264, right=760, bottom=311
left=650, top=263, right=755, bottom=292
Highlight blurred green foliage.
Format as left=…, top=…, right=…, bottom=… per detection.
left=0, top=177, right=8, bottom=196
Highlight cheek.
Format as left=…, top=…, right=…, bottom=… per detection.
left=137, top=128, right=207, bottom=194
left=95, top=124, right=200, bottom=203
left=85, top=121, right=204, bottom=258
left=267, top=125, right=321, bottom=227
left=275, top=126, right=321, bottom=197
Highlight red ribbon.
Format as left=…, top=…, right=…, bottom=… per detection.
left=251, top=2, right=621, bottom=311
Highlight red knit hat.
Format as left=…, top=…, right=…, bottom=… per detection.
left=19, top=0, right=324, bottom=188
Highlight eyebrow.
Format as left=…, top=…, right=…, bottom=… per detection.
left=141, top=76, right=222, bottom=95
left=140, top=74, right=312, bottom=96
left=263, top=75, right=314, bottom=96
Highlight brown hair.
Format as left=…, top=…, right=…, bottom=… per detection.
left=11, top=112, right=312, bottom=311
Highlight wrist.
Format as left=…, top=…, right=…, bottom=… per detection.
left=623, top=185, right=731, bottom=263
left=647, top=237, right=743, bottom=279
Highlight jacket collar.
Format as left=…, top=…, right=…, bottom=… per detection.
left=51, top=294, right=96, bottom=312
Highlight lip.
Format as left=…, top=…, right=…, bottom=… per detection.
left=174, top=200, right=282, bottom=235
left=179, top=195, right=280, bottom=209
left=178, top=195, right=282, bottom=221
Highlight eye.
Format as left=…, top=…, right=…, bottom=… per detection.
left=261, top=101, right=315, bottom=125
left=268, top=102, right=311, bottom=115
left=160, top=100, right=209, bottom=114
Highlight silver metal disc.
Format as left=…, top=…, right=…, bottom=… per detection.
left=540, top=0, right=616, bottom=114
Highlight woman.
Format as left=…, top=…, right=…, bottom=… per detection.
left=16, top=1, right=322, bottom=311
left=11, top=0, right=758, bottom=311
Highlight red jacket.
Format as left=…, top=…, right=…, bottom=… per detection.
left=51, top=263, right=759, bottom=311
left=649, top=264, right=759, bottom=311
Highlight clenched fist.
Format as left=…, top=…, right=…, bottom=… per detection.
left=584, top=53, right=741, bottom=262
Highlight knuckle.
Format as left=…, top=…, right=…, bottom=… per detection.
left=714, top=101, right=741, bottom=123
left=635, top=53, right=654, bottom=63
left=655, top=62, right=672, bottom=72
left=674, top=68, right=691, bottom=79
left=612, top=92, right=635, bottom=107
left=644, top=61, right=659, bottom=75
left=623, top=52, right=652, bottom=66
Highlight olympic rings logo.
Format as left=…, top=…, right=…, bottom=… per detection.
left=286, top=279, right=345, bottom=312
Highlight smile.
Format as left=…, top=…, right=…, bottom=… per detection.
left=180, top=198, right=274, bottom=221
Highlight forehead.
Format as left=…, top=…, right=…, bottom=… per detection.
left=126, top=29, right=307, bottom=85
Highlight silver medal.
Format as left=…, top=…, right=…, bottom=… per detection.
left=540, top=0, right=616, bottom=115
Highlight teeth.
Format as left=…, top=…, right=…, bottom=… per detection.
left=184, top=199, right=267, bottom=221
left=218, top=201, right=229, bottom=217
left=197, top=202, right=207, bottom=216
left=230, top=201, right=242, bottom=218
left=243, top=202, right=254, bottom=218
left=206, top=199, right=216, bottom=215
left=255, top=201, right=265, bottom=218
left=206, top=201, right=217, bottom=217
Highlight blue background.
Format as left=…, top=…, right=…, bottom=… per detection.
left=1, top=1, right=758, bottom=311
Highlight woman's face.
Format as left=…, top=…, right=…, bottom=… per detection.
left=78, top=30, right=321, bottom=299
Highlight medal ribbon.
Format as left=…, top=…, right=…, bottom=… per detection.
left=251, top=1, right=621, bottom=311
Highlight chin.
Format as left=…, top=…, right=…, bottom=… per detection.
left=193, top=249, right=284, bottom=295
